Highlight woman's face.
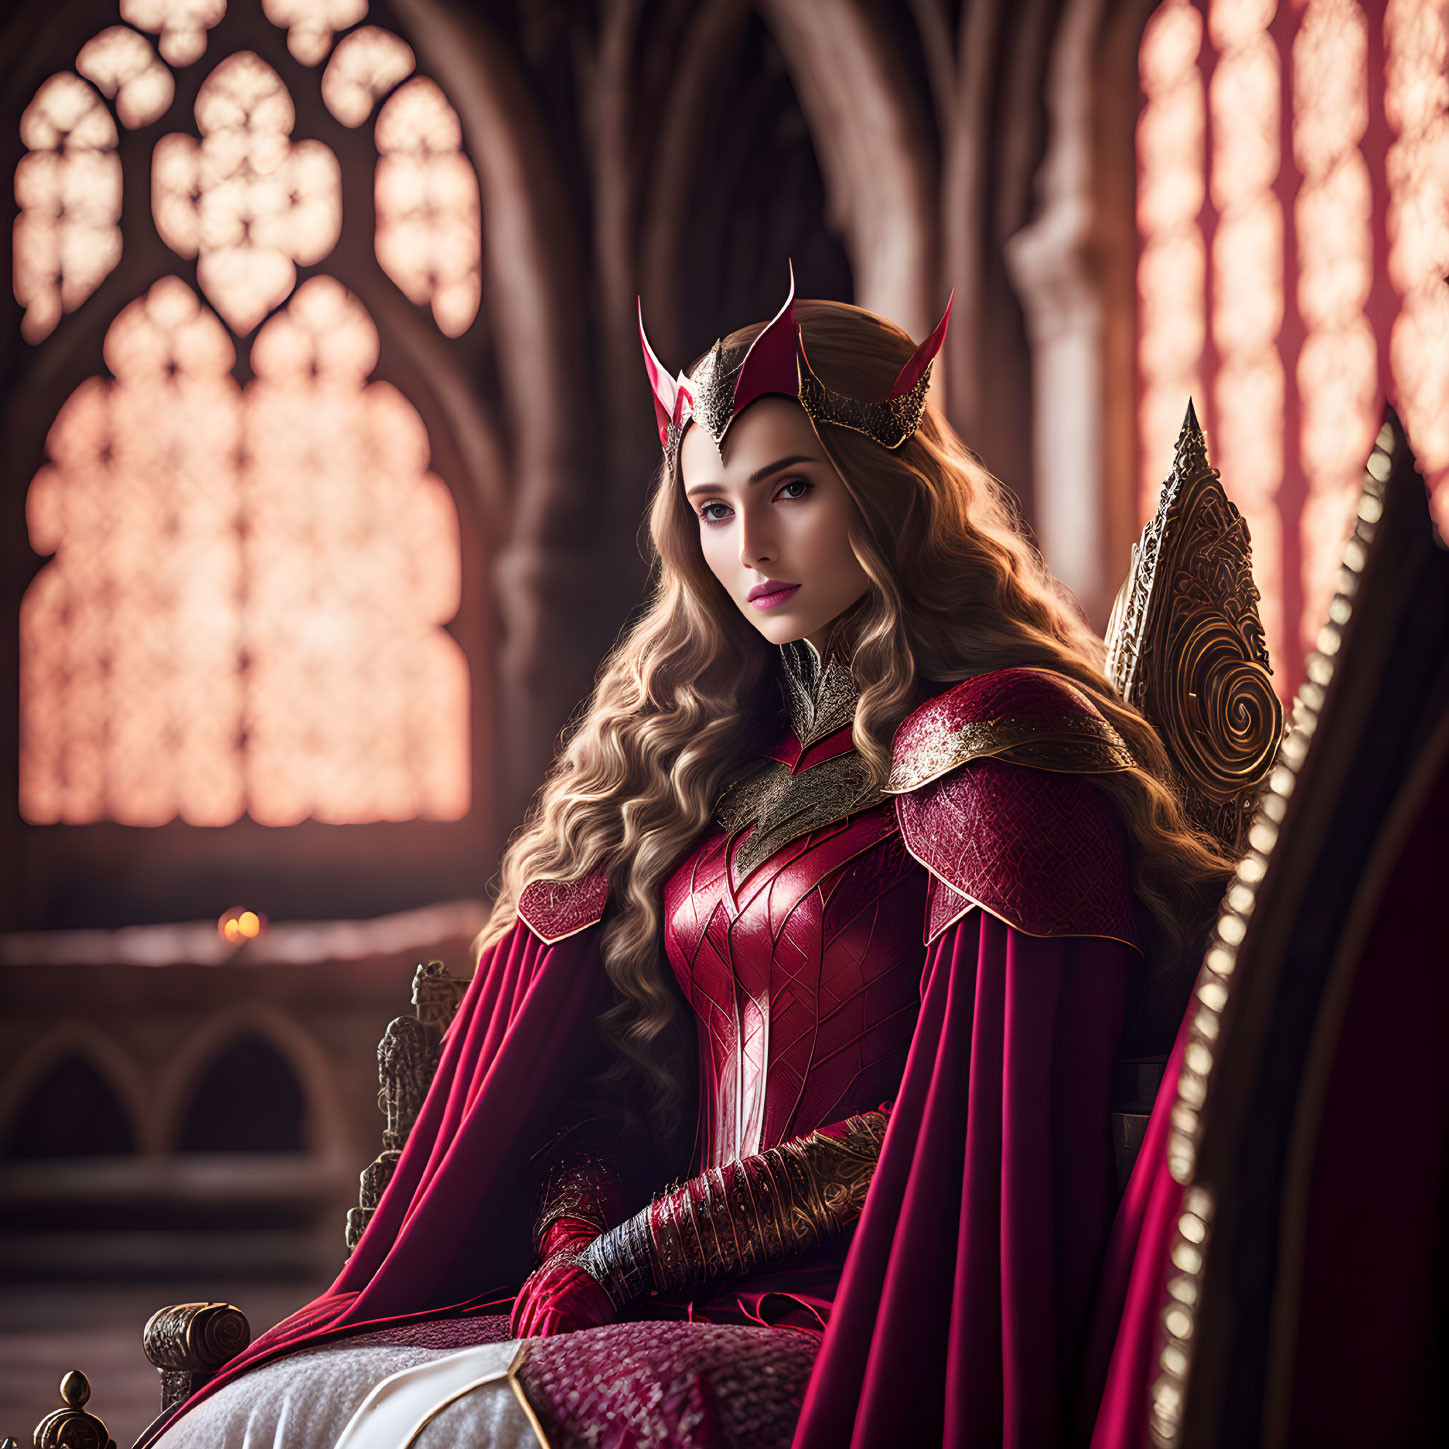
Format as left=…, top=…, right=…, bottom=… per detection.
left=679, top=397, right=871, bottom=654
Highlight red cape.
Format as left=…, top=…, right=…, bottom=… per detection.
left=147, top=666, right=1167, bottom=1447
left=149, top=922, right=1151, bottom=1449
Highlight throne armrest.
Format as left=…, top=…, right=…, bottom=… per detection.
left=142, top=1301, right=252, bottom=1412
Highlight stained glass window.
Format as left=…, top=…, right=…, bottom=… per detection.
left=375, top=79, right=482, bottom=337
left=322, top=26, right=415, bottom=127
left=120, top=0, right=226, bottom=68
left=21, top=277, right=468, bottom=827
left=1137, top=0, right=1447, bottom=693
left=13, top=74, right=123, bottom=343
left=15, top=3, right=481, bottom=829
left=153, top=52, right=342, bottom=335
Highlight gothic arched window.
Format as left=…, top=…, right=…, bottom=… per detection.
left=6, top=0, right=491, bottom=926
left=1136, top=0, right=1449, bottom=697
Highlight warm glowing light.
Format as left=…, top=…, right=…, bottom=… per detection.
left=1137, top=0, right=1207, bottom=516
left=262, top=0, right=368, bottom=66
left=1294, top=0, right=1376, bottom=649
left=13, top=74, right=122, bottom=343
left=243, top=277, right=470, bottom=824
left=152, top=52, right=341, bottom=333
left=218, top=906, right=267, bottom=941
left=120, top=0, right=226, bottom=68
left=1208, top=0, right=1285, bottom=671
left=76, top=26, right=175, bottom=128
left=322, top=25, right=414, bottom=126
left=21, top=280, right=244, bottom=826
left=1386, top=0, right=1449, bottom=535
left=20, top=277, right=470, bottom=827
left=375, top=78, right=482, bottom=336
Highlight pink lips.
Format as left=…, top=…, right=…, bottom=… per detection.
left=747, top=579, right=800, bottom=610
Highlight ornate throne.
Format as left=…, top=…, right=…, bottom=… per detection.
left=19, top=402, right=1287, bottom=1448
left=1102, top=402, right=1282, bottom=1185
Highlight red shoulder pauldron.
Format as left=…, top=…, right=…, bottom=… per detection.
left=518, top=870, right=609, bottom=945
left=886, top=668, right=1141, bottom=948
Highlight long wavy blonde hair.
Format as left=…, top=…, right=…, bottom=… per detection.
left=476, top=299, right=1236, bottom=1139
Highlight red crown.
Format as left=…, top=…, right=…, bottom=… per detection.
left=638, top=262, right=952, bottom=461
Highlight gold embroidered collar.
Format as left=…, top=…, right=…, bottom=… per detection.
left=713, top=633, right=883, bottom=881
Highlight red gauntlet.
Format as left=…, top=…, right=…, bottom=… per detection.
left=510, top=1133, right=625, bottom=1338
left=575, top=1107, right=889, bottom=1311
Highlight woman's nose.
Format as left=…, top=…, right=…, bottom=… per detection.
left=738, top=507, right=776, bottom=570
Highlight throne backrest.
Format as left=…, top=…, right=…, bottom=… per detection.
left=344, top=958, right=472, bottom=1252
left=1105, top=401, right=1283, bottom=855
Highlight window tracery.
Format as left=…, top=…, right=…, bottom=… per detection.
left=375, top=78, right=482, bottom=337
left=262, top=0, right=368, bottom=66
left=1208, top=0, right=1286, bottom=671
left=1137, top=0, right=1208, bottom=528
left=1386, top=0, right=1449, bottom=538
left=21, top=277, right=469, bottom=828
left=13, top=74, right=123, bottom=342
left=322, top=26, right=415, bottom=127
left=76, top=26, right=175, bottom=129
left=152, top=51, right=342, bottom=335
left=1293, top=0, right=1375, bottom=652
left=120, top=0, right=226, bottom=68
left=14, top=3, right=482, bottom=831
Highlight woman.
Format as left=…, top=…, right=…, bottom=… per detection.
left=151, top=272, right=1232, bottom=1449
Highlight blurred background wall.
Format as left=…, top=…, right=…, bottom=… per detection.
left=0, top=0, right=1444, bottom=1441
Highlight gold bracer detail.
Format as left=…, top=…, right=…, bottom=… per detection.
left=575, top=1110, right=887, bottom=1310
left=532, top=1148, right=619, bottom=1249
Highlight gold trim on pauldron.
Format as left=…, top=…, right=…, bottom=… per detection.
left=574, top=1110, right=887, bottom=1310
left=884, top=712, right=1136, bottom=794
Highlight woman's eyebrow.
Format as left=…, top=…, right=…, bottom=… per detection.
left=684, top=454, right=817, bottom=499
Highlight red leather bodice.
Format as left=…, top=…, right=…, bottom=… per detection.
left=662, top=727, right=927, bottom=1170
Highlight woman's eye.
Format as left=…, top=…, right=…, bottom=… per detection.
left=776, top=477, right=812, bottom=501
left=699, top=501, right=732, bottom=524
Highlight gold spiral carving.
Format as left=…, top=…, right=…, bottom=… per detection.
left=1107, top=403, right=1282, bottom=854
left=189, top=1302, right=249, bottom=1366
left=143, top=1302, right=250, bottom=1373
left=1166, top=616, right=1282, bottom=801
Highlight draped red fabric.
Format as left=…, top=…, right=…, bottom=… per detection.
left=139, top=919, right=615, bottom=1445
left=1082, top=1018, right=1188, bottom=1449
left=147, top=899, right=1149, bottom=1449
left=792, top=913, right=1131, bottom=1449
